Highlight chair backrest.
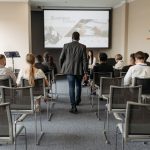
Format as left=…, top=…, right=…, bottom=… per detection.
left=114, top=69, right=121, bottom=77
left=120, top=72, right=126, bottom=77
left=0, top=103, right=13, bottom=144
left=125, top=102, right=150, bottom=142
left=108, top=85, right=142, bottom=112
left=133, top=77, right=150, bottom=95
left=100, top=77, right=123, bottom=96
left=21, top=78, right=45, bottom=97
left=1, top=86, right=34, bottom=114
left=93, top=72, right=112, bottom=87
left=0, top=75, right=12, bottom=87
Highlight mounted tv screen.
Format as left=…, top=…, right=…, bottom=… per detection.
left=44, top=9, right=111, bottom=48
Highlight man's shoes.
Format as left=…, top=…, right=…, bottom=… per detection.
left=69, top=106, right=78, bottom=114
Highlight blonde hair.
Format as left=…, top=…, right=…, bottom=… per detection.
left=115, top=54, right=123, bottom=60
left=26, top=53, right=35, bottom=86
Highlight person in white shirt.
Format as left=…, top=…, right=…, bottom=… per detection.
left=88, top=50, right=96, bottom=69
left=17, top=53, right=49, bottom=111
left=0, top=54, right=16, bottom=86
left=114, top=54, right=124, bottom=70
left=124, top=51, right=150, bottom=86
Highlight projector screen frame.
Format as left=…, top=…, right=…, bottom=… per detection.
left=43, top=8, right=112, bottom=49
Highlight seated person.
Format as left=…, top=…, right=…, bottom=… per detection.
left=122, top=53, right=135, bottom=72
left=35, top=55, right=49, bottom=74
left=43, top=52, right=57, bottom=75
left=124, top=51, right=150, bottom=86
left=114, top=54, right=124, bottom=70
left=17, top=53, right=49, bottom=111
left=144, top=53, right=150, bottom=66
left=92, top=52, right=114, bottom=78
left=0, top=54, right=16, bottom=86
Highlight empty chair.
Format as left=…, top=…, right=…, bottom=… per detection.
left=21, top=78, right=54, bottom=122
left=116, top=102, right=150, bottom=150
left=104, top=85, right=142, bottom=144
left=97, top=77, right=123, bottom=120
left=0, top=103, right=27, bottom=150
left=90, top=72, right=112, bottom=108
left=0, top=86, right=43, bottom=145
left=133, top=77, right=150, bottom=103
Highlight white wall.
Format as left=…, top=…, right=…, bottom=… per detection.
left=0, top=2, right=31, bottom=69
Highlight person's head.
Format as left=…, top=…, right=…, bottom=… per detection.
left=35, top=55, right=43, bottom=63
left=134, top=51, right=145, bottom=64
left=43, top=52, right=49, bottom=62
left=26, top=53, right=35, bottom=86
left=115, top=54, right=123, bottom=62
left=0, top=54, right=6, bottom=66
left=99, top=53, right=108, bottom=63
left=88, top=50, right=93, bottom=58
left=72, top=32, right=80, bottom=41
left=144, top=53, right=149, bottom=62
left=129, top=53, right=135, bottom=65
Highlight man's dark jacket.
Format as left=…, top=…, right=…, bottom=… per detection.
left=59, top=41, right=88, bottom=76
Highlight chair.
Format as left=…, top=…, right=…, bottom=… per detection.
left=114, top=69, right=121, bottom=77
left=0, top=103, right=27, bottom=150
left=0, top=75, right=12, bottom=87
left=21, top=78, right=54, bottom=122
left=120, top=72, right=126, bottom=77
left=133, top=77, right=150, bottom=103
left=104, top=85, right=142, bottom=144
left=97, top=77, right=123, bottom=120
left=116, top=102, right=150, bottom=150
left=0, top=76, right=12, bottom=102
left=90, top=72, right=112, bottom=108
left=0, top=86, right=43, bottom=145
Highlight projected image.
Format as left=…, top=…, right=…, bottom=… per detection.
left=44, top=10, right=110, bottom=48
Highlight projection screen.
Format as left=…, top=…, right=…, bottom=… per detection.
left=44, top=9, right=111, bottom=48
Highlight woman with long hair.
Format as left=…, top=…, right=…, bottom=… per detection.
left=17, top=53, right=49, bottom=111
left=88, top=50, right=96, bottom=70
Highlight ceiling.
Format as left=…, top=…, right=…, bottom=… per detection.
left=29, top=0, right=126, bottom=8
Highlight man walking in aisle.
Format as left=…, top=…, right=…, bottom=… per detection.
left=59, top=32, right=88, bottom=114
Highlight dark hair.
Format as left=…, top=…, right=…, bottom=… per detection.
left=99, top=53, right=108, bottom=62
left=88, top=50, right=93, bottom=64
left=134, top=51, right=145, bottom=60
left=43, top=52, right=49, bottom=62
left=0, top=54, right=5, bottom=60
left=130, top=53, right=135, bottom=61
left=72, top=32, right=80, bottom=41
left=36, top=55, right=43, bottom=63
left=145, top=53, right=149, bottom=61
left=115, top=54, right=123, bottom=60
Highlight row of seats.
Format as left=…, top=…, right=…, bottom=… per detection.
left=89, top=71, right=150, bottom=149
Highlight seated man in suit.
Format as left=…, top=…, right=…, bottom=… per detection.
left=0, top=54, right=16, bottom=86
left=92, top=52, right=114, bottom=78
left=124, top=51, right=150, bottom=85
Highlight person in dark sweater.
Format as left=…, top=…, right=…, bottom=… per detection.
left=144, top=53, right=150, bottom=66
left=122, top=53, right=135, bottom=72
left=34, top=55, right=49, bottom=74
left=92, top=52, right=114, bottom=78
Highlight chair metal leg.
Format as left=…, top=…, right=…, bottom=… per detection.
left=115, top=127, right=118, bottom=150
left=122, top=135, right=125, bottom=150
left=35, top=111, right=44, bottom=145
left=24, top=127, right=27, bottom=150
left=47, top=101, right=55, bottom=121
left=103, top=110, right=110, bottom=144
